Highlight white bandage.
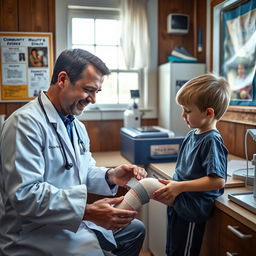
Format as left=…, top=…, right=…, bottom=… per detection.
left=115, top=178, right=165, bottom=210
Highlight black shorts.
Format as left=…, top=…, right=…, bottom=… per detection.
left=166, top=207, right=206, bottom=256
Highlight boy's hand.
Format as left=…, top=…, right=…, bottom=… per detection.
left=155, top=197, right=175, bottom=206
left=152, top=178, right=182, bottom=203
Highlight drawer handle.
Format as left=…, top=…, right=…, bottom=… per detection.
left=227, top=225, right=253, bottom=239
left=226, top=252, right=239, bottom=256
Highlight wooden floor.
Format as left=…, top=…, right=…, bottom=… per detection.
left=139, top=251, right=152, bottom=256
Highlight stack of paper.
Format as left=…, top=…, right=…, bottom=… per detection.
left=168, top=46, right=198, bottom=63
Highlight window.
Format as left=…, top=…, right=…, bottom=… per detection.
left=68, top=8, right=141, bottom=107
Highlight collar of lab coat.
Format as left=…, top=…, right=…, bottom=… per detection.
left=39, top=91, right=78, bottom=164
left=39, top=91, right=65, bottom=125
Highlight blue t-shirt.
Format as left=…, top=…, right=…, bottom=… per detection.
left=172, top=129, right=228, bottom=222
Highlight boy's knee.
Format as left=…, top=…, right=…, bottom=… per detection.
left=115, top=178, right=165, bottom=210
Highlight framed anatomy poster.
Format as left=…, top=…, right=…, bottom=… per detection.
left=220, top=0, right=256, bottom=106
left=0, top=32, right=53, bottom=101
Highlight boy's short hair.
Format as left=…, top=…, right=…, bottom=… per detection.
left=176, top=74, right=231, bottom=120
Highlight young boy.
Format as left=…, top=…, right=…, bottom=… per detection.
left=153, top=74, right=231, bottom=256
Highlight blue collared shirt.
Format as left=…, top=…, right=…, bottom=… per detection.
left=57, top=111, right=75, bottom=143
left=57, top=111, right=114, bottom=188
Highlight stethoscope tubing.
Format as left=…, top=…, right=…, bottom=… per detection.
left=37, top=93, right=85, bottom=170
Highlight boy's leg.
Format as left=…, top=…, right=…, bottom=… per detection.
left=166, top=207, right=206, bottom=256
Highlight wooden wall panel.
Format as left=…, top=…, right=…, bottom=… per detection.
left=84, top=120, right=106, bottom=152
left=18, top=0, right=52, bottom=32
left=0, top=0, right=18, bottom=31
left=83, top=119, right=158, bottom=152
left=48, top=0, right=56, bottom=61
left=218, top=121, right=256, bottom=160
left=33, top=0, right=50, bottom=32
left=0, top=103, right=6, bottom=114
left=217, top=121, right=236, bottom=154
left=194, top=0, right=206, bottom=61
left=17, top=0, right=32, bottom=31
left=158, top=0, right=206, bottom=65
left=101, top=120, right=123, bottom=152
left=6, top=102, right=26, bottom=116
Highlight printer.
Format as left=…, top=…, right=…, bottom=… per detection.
left=120, top=126, right=184, bottom=165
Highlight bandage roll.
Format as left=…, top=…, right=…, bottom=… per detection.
left=115, top=178, right=165, bottom=210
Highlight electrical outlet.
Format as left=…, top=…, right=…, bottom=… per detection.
left=248, top=129, right=256, bottom=141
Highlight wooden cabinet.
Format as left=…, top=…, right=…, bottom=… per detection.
left=218, top=210, right=255, bottom=256
left=201, top=208, right=256, bottom=256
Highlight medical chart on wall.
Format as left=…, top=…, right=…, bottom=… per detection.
left=0, top=32, right=53, bottom=101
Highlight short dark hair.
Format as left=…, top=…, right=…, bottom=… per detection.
left=176, top=73, right=231, bottom=120
left=50, top=49, right=110, bottom=85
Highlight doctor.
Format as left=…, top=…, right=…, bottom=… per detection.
left=0, top=49, right=146, bottom=256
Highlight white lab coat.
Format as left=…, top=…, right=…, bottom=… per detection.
left=0, top=92, right=118, bottom=256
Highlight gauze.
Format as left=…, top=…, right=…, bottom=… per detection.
left=115, top=178, right=165, bottom=210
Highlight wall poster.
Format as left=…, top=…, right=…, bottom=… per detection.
left=0, top=32, right=53, bottom=101
left=220, top=0, right=256, bottom=106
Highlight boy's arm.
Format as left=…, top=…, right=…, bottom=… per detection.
left=152, top=175, right=225, bottom=203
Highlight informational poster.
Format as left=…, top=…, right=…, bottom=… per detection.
left=0, top=32, right=53, bottom=101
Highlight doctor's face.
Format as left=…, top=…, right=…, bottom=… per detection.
left=60, top=65, right=103, bottom=116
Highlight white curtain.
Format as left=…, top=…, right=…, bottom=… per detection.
left=120, top=0, right=150, bottom=69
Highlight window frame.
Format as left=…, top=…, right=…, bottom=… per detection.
left=67, top=8, right=142, bottom=109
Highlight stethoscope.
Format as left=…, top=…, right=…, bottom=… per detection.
left=38, top=93, right=87, bottom=170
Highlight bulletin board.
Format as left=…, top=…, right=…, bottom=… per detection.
left=0, top=32, right=53, bottom=101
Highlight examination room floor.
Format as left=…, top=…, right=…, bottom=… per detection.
left=140, top=251, right=152, bottom=256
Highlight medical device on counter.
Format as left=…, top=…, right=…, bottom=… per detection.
left=123, top=90, right=141, bottom=128
left=120, top=126, right=184, bottom=165
left=228, top=129, right=256, bottom=214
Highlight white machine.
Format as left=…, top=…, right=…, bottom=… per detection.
left=123, top=102, right=141, bottom=128
left=158, top=62, right=206, bottom=134
left=123, top=90, right=141, bottom=128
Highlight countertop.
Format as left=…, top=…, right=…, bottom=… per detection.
left=92, top=151, right=131, bottom=167
left=92, top=151, right=256, bottom=232
left=149, top=155, right=256, bottom=232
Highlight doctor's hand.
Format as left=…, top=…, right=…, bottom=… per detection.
left=84, top=196, right=137, bottom=230
left=107, top=164, right=147, bottom=187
